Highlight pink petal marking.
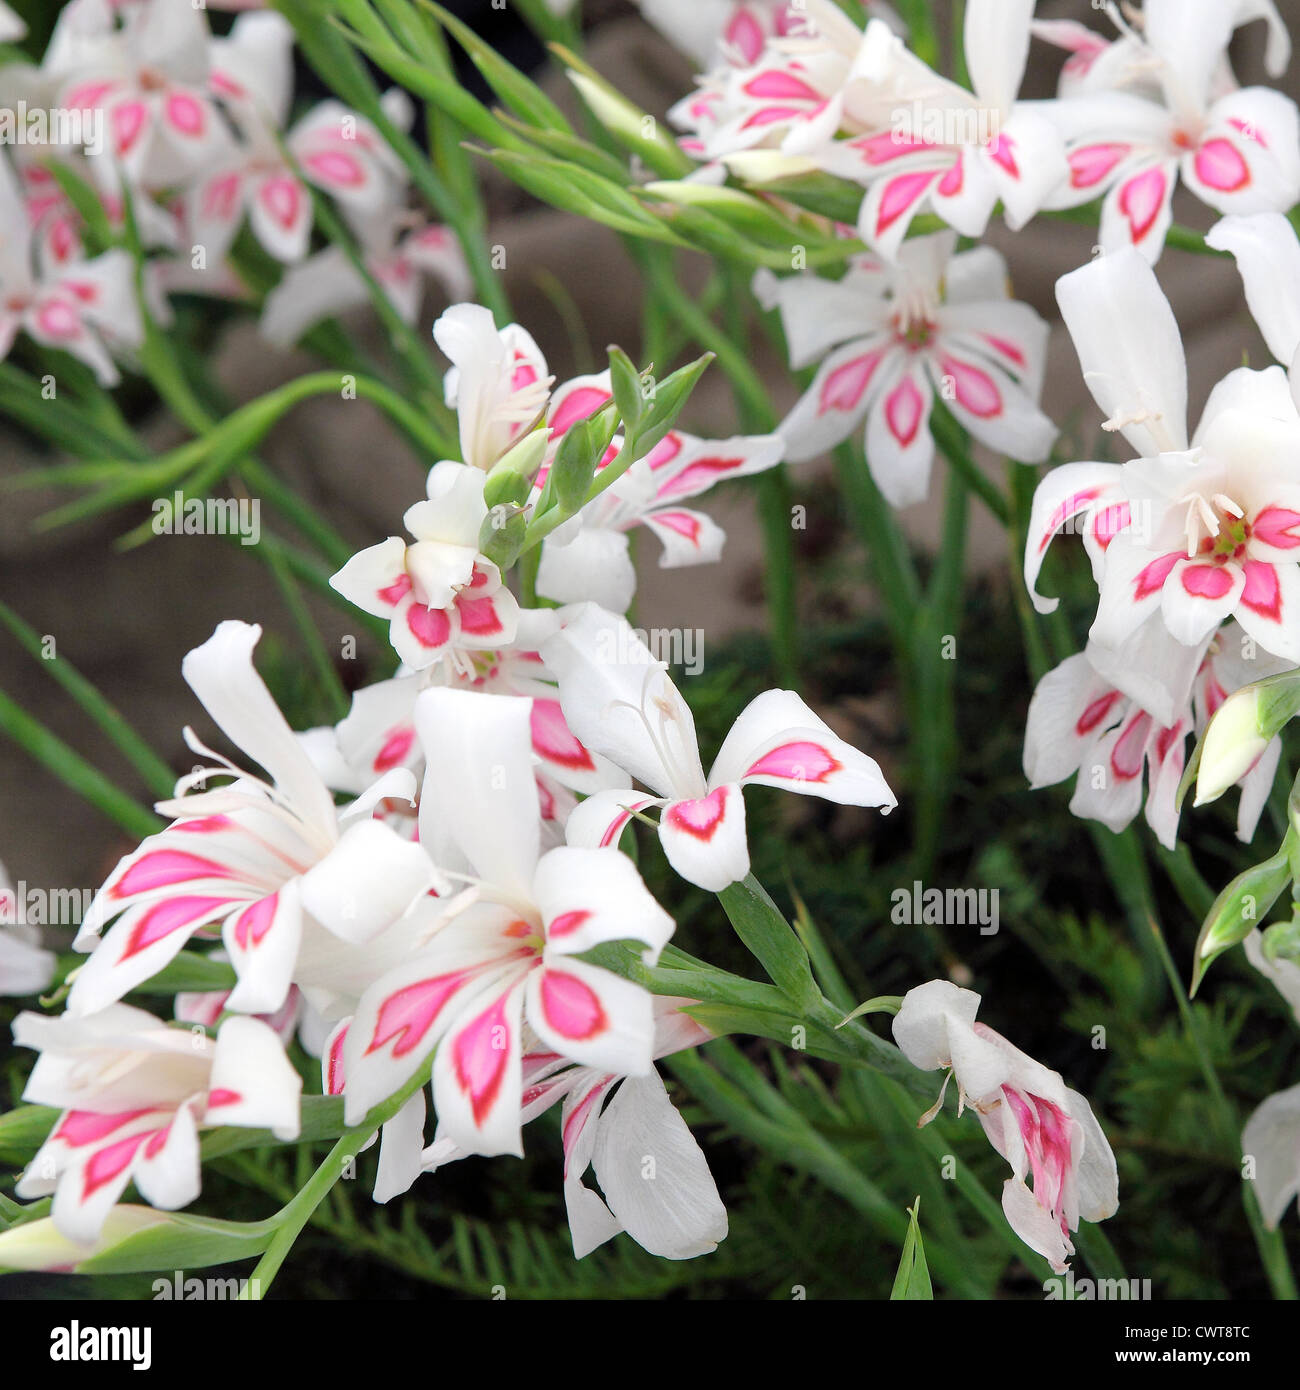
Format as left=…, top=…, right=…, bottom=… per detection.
left=876, top=170, right=937, bottom=235
left=598, top=799, right=654, bottom=848
left=1117, top=165, right=1167, bottom=243
left=81, top=1130, right=155, bottom=1199
left=818, top=349, right=885, bottom=415
left=742, top=70, right=822, bottom=102
left=936, top=154, right=964, bottom=198
left=165, top=92, right=205, bottom=137
left=940, top=355, right=1002, bottom=419
left=452, top=993, right=513, bottom=1125
left=884, top=374, right=925, bottom=447
left=724, top=8, right=765, bottom=64
left=744, top=739, right=840, bottom=783
left=119, top=896, right=233, bottom=961
left=664, top=786, right=730, bottom=841
left=231, top=893, right=279, bottom=952
left=303, top=151, right=365, bottom=188
left=259, top=175, right=302, bottom=230
left=644, top=433, right=683, bottom=471
left=1240, top=559, right=1282, bottom=621
left=982, top=334, right=1026, bottom=368
left=376, top=573, right=412, bottom=607
left=1111, top=711, right=1152, bottom=780
left=546, top=909, right=592, bottom=941
left=987, top=133, right=1019, bottom=177
left=34, top=299, right=80, bottom=340
left=406, top=603, right=452, bottom=650
left=1180, top=563, right=1235, bottom=600
left=741, top=105, right=806, bottom=131
left=561, top=1079, right=612, bottom=1175
left=1193, top=137, right=1249, bottom=192
left=656, top=456, right=744, bottom=500
left=326, top=1024, right=349, bottom=1095
left=1039, top=487, right=1104, bottom=553
left=1252, top=507, right=1300, bottom=550
left=456, top=594, right=504, bottom=638
left=1154, top=721, right=1184, bottom=764
left=649, top=510, right=702, bottom=544
left=112, top=850, right=233, bottom=899
left=539, top=968, right=608, bottom=1041
left=531, top=699, right=595, bottom=772
left=1091, top=502, right=1130, bottom=550
left=172, top=815, right=233, bottom=834
left=112, top=101, right=147, bottom=156
left=850, top=131, right=935, bottom=166
left=1068, top=142, right=1128, bottom=189
left=367, top=971, right=471, bottom=1058
left=1229, top=117, right=1266, bottom=148
left=1075, top=690, right=1120, bottom=736
left=550, top=386, right=611, bottom=436
left=203, top=171, right=242, bottom=222
left=373, top=725, right=415, bottom=773
left=55, top=1109, right=153, bottom=1148
left=1133, top=551, right=1181, bottom=599
left=205, top=1088, right=242, bottom=1109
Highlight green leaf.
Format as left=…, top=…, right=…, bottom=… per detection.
left=717, top=875, right=820, bottom=1010
left=421, top=0, right=574, bottom=134
left=1190, top=842, right=1292, bottom=993
left=0, top=1105, right=57, bottom=1166
left=0, top=1207, right=274, bottom=1276
left=890, top=1198, right=934, bottom=1299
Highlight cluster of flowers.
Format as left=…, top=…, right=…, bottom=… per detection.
left=0, top=0, right=469, bottom=386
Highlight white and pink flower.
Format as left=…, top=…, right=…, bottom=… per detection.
left=757, top=231, right=1054, bottom=505
left=14, top=1004, right=301, bottom=1244
left=339, top=688, right=675, bottom=1158
left=893, top=979, right=1119, bottom=1273
left=541, top=604, right=895, bottom=892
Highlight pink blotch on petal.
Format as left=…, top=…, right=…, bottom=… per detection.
left=818, top=349, right=884, bottom=415
left=259, top=175, right=302, bottom=231
left=120, top=897, right=233, bottom=961
left=1180, top=563, right=1235, bottom=600
left=664, top=786, right=730, bottom=841
left=231, top=893, right=278, bottom=952
left=1133, top=551, right=1180, bottom=599
left=406, top=603, right=452, bottom=650
left=744, top=739, right=840, bottom=783
left=940, top=356, right=1002, bottom=419
left=531, top=699, right=595, bottom=772
left=539, top=969, right=608, bottom=1041
left=1240, top=559, right=1282, bottom=621
left=165, top=92, right=205, bottom=138
left=1193, top=137, right=1249, bottom=192
left=1076, top=690, right=1120, bottom=736
left=452, top=994, right=513, bottom=1125
left=876, top=170, right=937, bottom=235
left=113, top=850, right=233, bottom=898
left=1252, top=507, right=1300, bottom=550
left=884, top=374, right=925, bottom=447
left=368, top=972, right=470, bottom=1058
left=373, top=726, right=415, bottom=773
left=1069, top=142, right=1128, bottom=189
left=546, top=909, right=592, bottom=940
left=1117, top=165, right=1168, bottom=243
left=550, top=386, right=611, bottom=436
left=1111, top=712, right=1151, bottom=780
left=304, top=151, right=365, bottom=188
